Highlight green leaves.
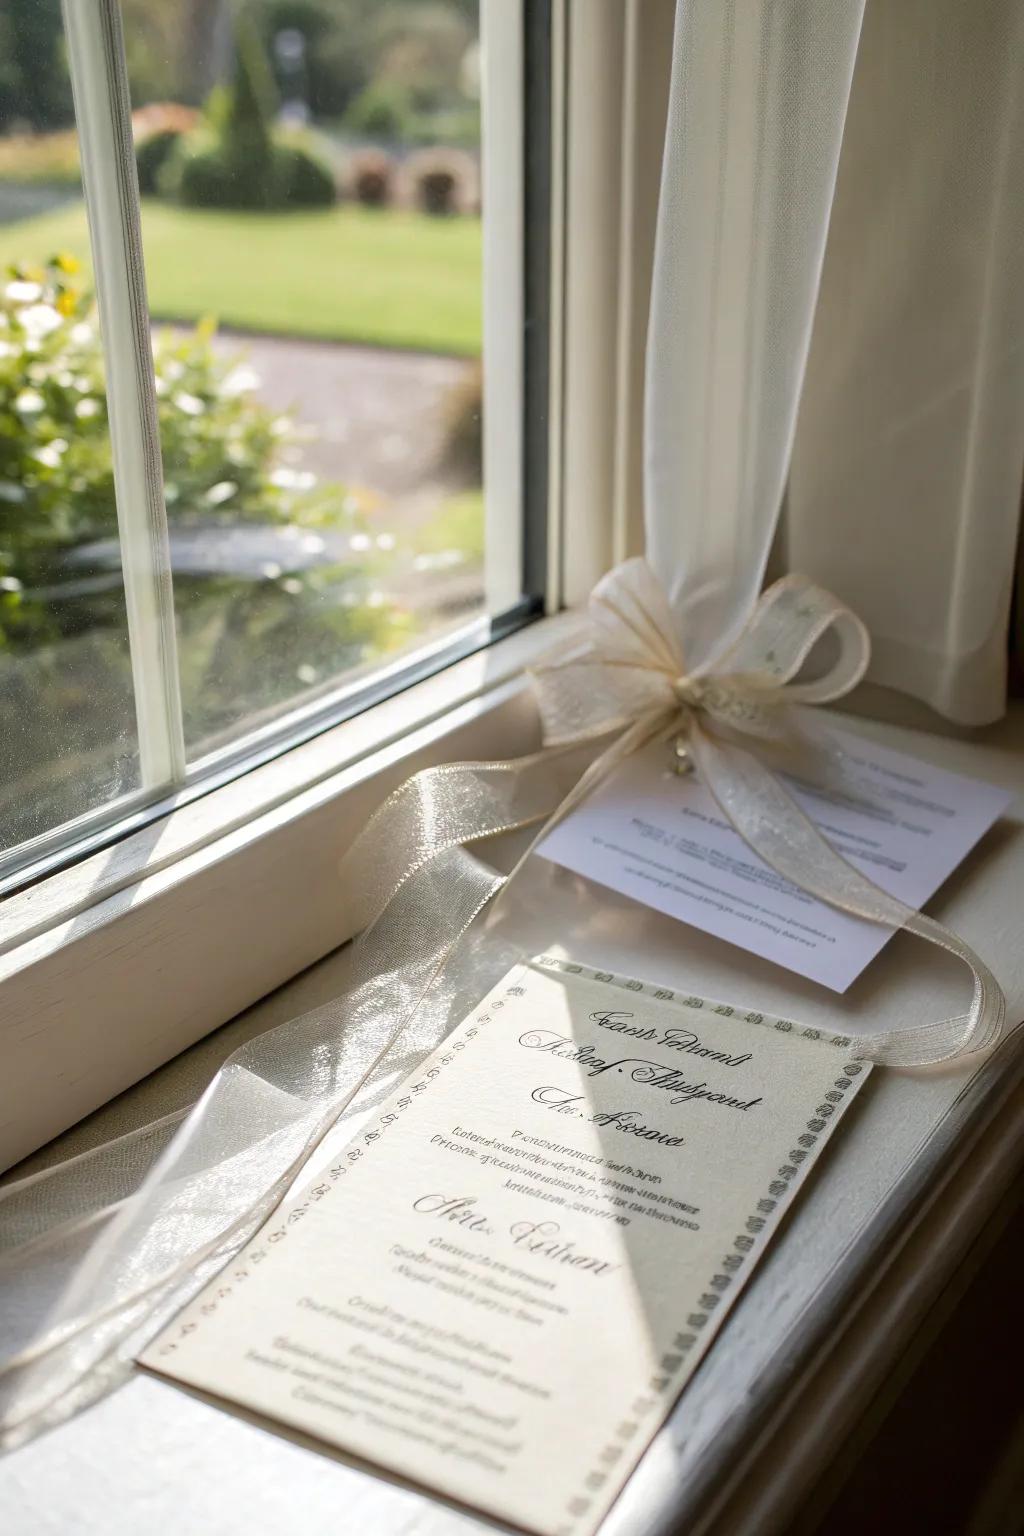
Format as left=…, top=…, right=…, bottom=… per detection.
left=0, top=253, right=412, bottom=820
left=0, top=256, right=405, bottom=734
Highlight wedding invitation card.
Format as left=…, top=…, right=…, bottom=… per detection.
left=142, top=958, right=872, bottom=1536
left=540, top=734, right=1012, bottom=990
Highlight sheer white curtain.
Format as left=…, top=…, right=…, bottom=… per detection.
left=645, top=0, right=866, bottom=672
left=787, top=0, right=1024, bottom=725
left=646, top=0, right=1024, bottom=727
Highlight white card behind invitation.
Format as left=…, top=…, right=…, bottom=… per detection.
left=540, top=733, right=1013, bottom=991
left=142, top=959, right=872, bottom=1536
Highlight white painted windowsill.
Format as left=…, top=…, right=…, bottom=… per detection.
left=3, top=688, right=1022, bottom=1535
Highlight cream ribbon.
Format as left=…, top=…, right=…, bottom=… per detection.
left=525, top=558, right=1006, bottom=1067
left=0, top=561, right=1007, bottom=1453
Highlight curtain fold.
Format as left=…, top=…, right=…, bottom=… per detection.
left=644, top=0, right=866, bottom=672
left=787, top=0, right=1024, bottom=725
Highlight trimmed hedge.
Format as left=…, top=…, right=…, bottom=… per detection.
left=274, top=141, right=335, bottom=207
left=152, top=21, right=336, bottom=213
left=162, top=135, right=335, bottom=211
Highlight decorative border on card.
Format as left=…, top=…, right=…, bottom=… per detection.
left=530, top=953, right=856, bottom=1054
left=528, top=956, right=867, bottom=1536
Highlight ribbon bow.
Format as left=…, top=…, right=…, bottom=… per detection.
left=529, top=559, right=1005, bottom=1068
left=534, top=556, right=870, bottom=751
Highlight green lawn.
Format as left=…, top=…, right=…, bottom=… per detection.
left=0, top=198, right=482, bottom=355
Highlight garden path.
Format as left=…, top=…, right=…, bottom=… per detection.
left=59, top=327, right=482, bottom=620
left=194, top=327, right=473, bottom=501
left=178, top=327, right=485, bottom=623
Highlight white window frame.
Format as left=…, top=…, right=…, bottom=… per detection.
left=0, top=0, right=665, bottom=1170
left=4, top=0, right=539, bottom=898
left=65, top=0, right=184, bottom=791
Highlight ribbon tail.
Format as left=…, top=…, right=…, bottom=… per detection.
left=688, top=725, right=1006, bottom=1067
left=485, top=709, right=679, bottom=927
left=0, top=742, right=601, bottom=1452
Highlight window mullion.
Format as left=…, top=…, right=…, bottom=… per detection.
left=559, top=0, right=626, bottom=605
left=62, top=0, right=186, bottom=790
left=480, top=0, right=526, bottom=617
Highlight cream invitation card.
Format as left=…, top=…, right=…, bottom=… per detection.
left=540, top=735, right=1012, bottom=990
left=141, top=958, right=872, bottom=1536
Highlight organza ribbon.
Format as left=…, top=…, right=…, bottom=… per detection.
left=0, top=561, right=1005, bottom=1452
left=525, top=558, right=1006, bottom=1067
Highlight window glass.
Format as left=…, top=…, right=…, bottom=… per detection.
left=0, top=16, right=141, bottom=856
left=134, top=0, right=486, bottom=757
left=0, top=0, right=535, bottom=884
left=1, top=0, right=487, bottom=768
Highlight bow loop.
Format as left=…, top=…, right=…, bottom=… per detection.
left=588, top=556, right=685, bottom=678
left=713, top=572, right=871, bottom=704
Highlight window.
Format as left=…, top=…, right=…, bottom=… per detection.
left=0, top=0, right=545, bottom=892
left=0, top=0, right=568, bottom=1169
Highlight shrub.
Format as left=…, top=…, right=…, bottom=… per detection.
left=220, top=12, right=277, bottom=204
left=345, top=148, right=394, bottom=208
left=0, top=258, right=364, bottom=567
left=0, top=253, right=115, bottom=599
left=272, top=139, right=336, bottom=207
left=168, top=134, right=336, bottom=211
left=160, top=20, right=336, bottom=211
left=419, top=168, right=456, bottom=217
left=165, top=17, right=280, bottom=211
left=165, top=136, right=241, bottom=208
left=404, top=147, right=478, bottom=216
left=0, top=255, right=403, bottom=804
left=135, top=128, right=184, bottom=195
